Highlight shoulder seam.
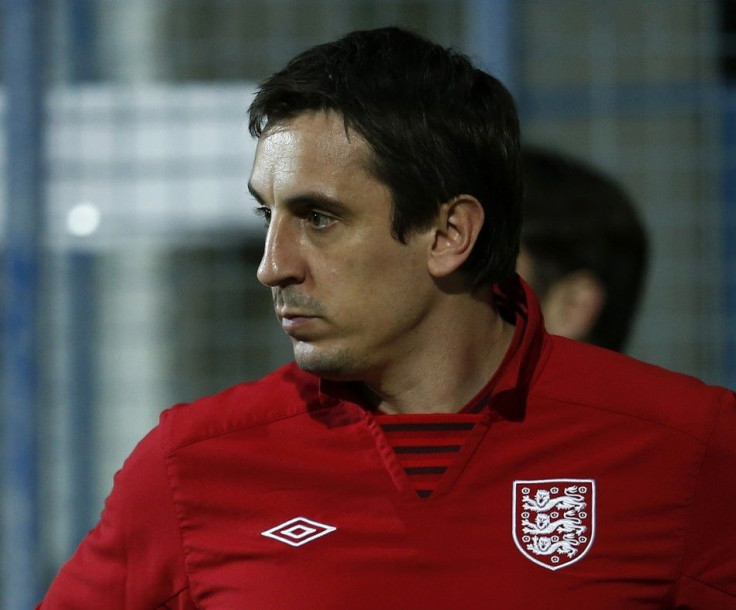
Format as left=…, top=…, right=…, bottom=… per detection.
left=675, top=573, right=736, bottom=601
left=531, top=393, right=714, bottom=445
left=156, top=585, right=191, bottom=609
left=162, top=402, right=336, bottom=455
left=158, top=426, right=195, bottom=601
left=674, top=392, right=729, bottom=591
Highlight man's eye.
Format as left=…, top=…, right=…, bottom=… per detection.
left=253, top=206, right=271, bottom=226
left=308, top=211, right=334, bottom=229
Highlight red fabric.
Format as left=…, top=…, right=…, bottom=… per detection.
left=37, top=425, right=192, bottom=608
left=38, top=277, right=736, bottom=609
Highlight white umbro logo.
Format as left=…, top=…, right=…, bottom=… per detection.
left=261, top=517, right=337, bottom=547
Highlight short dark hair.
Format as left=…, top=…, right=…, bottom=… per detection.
left=521, top=147, right=649, bottom=351
left=248, top=27, right=522, bottom=287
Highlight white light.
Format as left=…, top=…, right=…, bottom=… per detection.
left=67, top=203, right=101, bottom=237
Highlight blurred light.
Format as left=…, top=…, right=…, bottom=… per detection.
left=67, top=203, right=101, bottom=237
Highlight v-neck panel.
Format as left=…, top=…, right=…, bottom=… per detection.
left=360, top=409, right=493, bottom=501
left=430, top=412, right=491, bottom=497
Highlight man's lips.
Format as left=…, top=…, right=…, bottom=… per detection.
left=276, top=309, right=318, bottom=320
left=277, top=310, right=320, bottom=333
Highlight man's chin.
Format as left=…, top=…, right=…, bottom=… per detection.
left=293, top=343, right=358, bottom=380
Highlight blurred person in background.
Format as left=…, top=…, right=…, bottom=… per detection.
left=39, top=27, right=736, bottom=609
left=517, top=147, right=648, bottom=352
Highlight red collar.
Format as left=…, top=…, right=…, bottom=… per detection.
left=483, top=274, right=547, bottom=421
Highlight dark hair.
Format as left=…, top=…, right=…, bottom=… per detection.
left=248, top=27, right=522, bottom=287
left=521, top=147, right=649, bottom=351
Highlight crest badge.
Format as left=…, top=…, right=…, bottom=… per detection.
left=512, top=478, right=595, bottom=571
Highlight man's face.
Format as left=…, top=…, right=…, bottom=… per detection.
left=249, top=111, right=436, bottom=382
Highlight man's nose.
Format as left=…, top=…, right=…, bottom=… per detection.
left=256, top=214, right=304, bottom=287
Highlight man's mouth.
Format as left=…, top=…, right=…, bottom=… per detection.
left=277, top=310, right=320, bottom=334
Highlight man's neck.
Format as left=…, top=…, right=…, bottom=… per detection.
left=359, top=299, right=515, bottom=415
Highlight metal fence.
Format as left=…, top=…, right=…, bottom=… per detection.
left=1, top=0, right=733, bottom=606
left=517, top=1, right=728, bottom=383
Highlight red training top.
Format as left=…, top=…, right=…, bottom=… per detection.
left=38, top=277, right=736, bottom=609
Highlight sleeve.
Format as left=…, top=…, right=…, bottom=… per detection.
left=37, top=425, right=194, bottom=609
left=674, top=390, right=736, bottom=609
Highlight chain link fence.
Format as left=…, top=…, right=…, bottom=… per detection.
left=0, top=0, right=732, bottom=602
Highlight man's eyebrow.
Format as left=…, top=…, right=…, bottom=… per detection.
left=247, top=184, right=349, bottom=216
left=286, top=193, right=348, bottom=215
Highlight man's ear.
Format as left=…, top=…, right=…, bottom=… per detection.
left=542, top=270, right=606, bottom=342
left=427, top=195, right=484, bottom=279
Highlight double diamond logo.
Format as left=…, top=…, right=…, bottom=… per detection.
left=261, top=516, right=337, bottom=547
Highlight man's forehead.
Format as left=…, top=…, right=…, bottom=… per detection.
left=252, top=112, right=371, bottom=175
left=248, top=110, right=382, bottom=205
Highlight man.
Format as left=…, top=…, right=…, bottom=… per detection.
left=518, top=147, right=648, bottom=352
left=39, top=27, right=735, bottom=608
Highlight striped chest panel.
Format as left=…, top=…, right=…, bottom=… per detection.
left=374, top=414, right=484, bottom=497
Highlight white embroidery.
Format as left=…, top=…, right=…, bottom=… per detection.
left=512, top=479, right=595, bottom=570
left=261, top=516, right=337, bottom=547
